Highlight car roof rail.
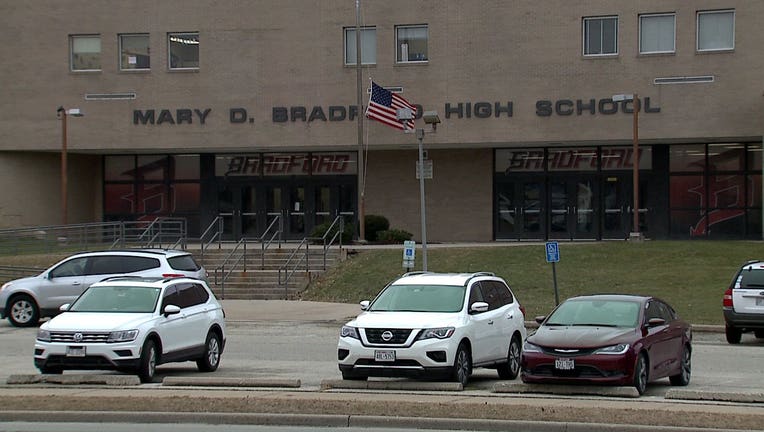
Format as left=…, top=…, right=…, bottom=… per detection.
left=98, top=275, right=151, bottom=282
left=402, top=271, right=432, bottom=277
left=464, top=271, right=496, bottom=286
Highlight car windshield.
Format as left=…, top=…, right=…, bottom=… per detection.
left=368, top=284, right=466, bottom=313
left=545, top=298, right=640, bottom=328
left=69, top=285, right=160, bottom=313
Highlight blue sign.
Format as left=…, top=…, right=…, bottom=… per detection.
left=545, top=241, right=560, bottom=263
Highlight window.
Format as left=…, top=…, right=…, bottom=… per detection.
left=120, top=34, right=150, bottom=70
left=697, top=10, right=735, bottom=51
left=639, top=13, right=675, bottom=54
left=344, top=27, right=376, bottom=65
left=168, top=32, right=199, bottom=70
left=70, top=35, right=101, bottom=71
left=396, top=25, right=428, bottom=63
left=583, top=16, right=618, bottom=56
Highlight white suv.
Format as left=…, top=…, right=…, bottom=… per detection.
left=338, top=272, right=526, bottom=385
left=34, top=276, right=225, bottom=383
left=1, top=249, right=208, bottom=327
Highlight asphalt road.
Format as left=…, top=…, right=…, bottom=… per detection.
left=2, top=315, right=763, bottom=397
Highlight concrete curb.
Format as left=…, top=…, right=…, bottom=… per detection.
left=321, top=379, right=462, bottom=391
left=162, top=376, right=301, bottom=388
left=6, top=374, right=140, bottom=386
left=666, top=389, right=764, bottom=403
left=493, top=382, right=640, bottom=398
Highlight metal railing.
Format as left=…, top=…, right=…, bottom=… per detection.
left=213, top=215, right=282, bottom=298
left=0, top=218, right=188, bottom=258
left=278, top=215, right=344, bottom=297
left=199, top=216, right=224, bottom=265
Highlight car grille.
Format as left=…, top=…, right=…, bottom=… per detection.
left=539, top=346, right=597, bottom=357
left=363, top=328, right=412, bottom=344
left=50, top=332, right=110, bottom=343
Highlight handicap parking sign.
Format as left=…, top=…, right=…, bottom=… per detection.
left=545, top=241, right=560, bottom=263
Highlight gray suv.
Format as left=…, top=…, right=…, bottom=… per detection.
left=0, top=249, right=207, bottom=327
left=723, top=260, right=764, bottom=344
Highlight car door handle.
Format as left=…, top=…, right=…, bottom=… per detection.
left=488, top=320, right=494, bottom=325
left=71, top=281, right=81, bottom=286
left=507, top=313, right=514, bottom=320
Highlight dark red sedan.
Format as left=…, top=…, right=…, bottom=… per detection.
left=520, top=294, right=691, bottom=395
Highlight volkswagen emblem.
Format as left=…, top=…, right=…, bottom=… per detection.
left=73, top=333, right=83, bottom=343
left=381, top=330, right=394, bottom=342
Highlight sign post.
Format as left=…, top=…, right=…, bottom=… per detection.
left=545, top=241, right=560, bottom=305
left=402, top=240, right=416, bottom=271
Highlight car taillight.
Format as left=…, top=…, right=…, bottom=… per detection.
left=163, top=273, right=185, bottom=278
left=723, top=287, right=734, bottom=308
left=519, top=304, right=526, bottom=319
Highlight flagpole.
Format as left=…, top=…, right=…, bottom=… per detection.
left=355, top=0, right=366, bottom=242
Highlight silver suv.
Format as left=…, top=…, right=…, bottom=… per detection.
left=723, top=260, right=764, bottom=343
left=0, top=249, right=207, bottom=327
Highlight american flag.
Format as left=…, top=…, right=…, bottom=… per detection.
left=365, top=81, right=416, bottom=130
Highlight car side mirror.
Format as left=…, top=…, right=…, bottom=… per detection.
left=470, top=301, right=489, bottom=314
left=535, top=316, right=546, bottom=324
left=59, top=304, right=70, bottom=312
left=163, top=304, right=181, bottom=317
left=360, top=300, right=370, bottom=311
left=646, top=317, right=666, bottom=327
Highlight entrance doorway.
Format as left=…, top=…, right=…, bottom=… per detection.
left=548, top=176, right=598, bottom=240
left=217, top=179, right=356, bottom=241
left=495, top=178, right=546, bottom=240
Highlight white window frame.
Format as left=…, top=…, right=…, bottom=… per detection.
left=639, top=13, right=676, bottom=54
left=119, top=33, right=150, bottom=71
left=697, top=9, right=735, bottom=52
left=168, top=32, right=200, bottom=71
left=582, top=16, right=618, bottom=56
left=70, top=34, right=101, bottom=72
left=344, top=26, right=377, bottom=65
left=396, top=24, right=428, bottom=64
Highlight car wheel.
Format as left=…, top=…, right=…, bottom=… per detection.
left=755, top=330, right=764, bottom=339
left=497, top=334, right=521, bottom=380
left=669, top=344, right=691, bottom=386
left=633, top=353, right=648, bottom=395
left=38, top=365, right=63, bottom=375
left=451, top=342, right=472, bottom=386
left=197, top=331, right=221, bottom=372
left=341, top=370, right=368, bottom=381
left=137, top=339, right=157, bottom=383
left=8, top=294, right=39, bottom=327
left=725, top=324, right=742, bottom=344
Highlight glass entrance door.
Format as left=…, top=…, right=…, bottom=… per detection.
left=495, top=179, right=545, bottom=240
left=217, top=182, right=260, bottom=240
left=602, top=175, right=629, bottom=239
left=549, top=177, right=598, bottom=240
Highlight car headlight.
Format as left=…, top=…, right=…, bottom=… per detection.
left=522, top=341, right=541, bottom=353
left=593, top=343, right=629, bottom=355
left=340, top=326, right=360, bottom=339
left=36, top=329, right=51, bottom=342
left=417, top=327, right=455, bottom=340
left=107, top=329, right=139, bottom=343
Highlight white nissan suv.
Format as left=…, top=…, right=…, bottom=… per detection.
left=34, top=276, right=225, bottom=383
left=338, top=272, right=526, bottom=385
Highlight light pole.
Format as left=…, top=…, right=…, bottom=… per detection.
left=612, top=93, right=641, bottom=240
left=56, top=106, right=83, bottom=226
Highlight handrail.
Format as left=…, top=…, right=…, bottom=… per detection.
left=199, top=216, right=224, bottom=264
left=278, top=238, right=310, bottom=298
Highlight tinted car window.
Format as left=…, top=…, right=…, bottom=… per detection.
left=123, top=256, right=161, bottom=272
left=168, top=255, right=200, bottom=271
left=478, top=282, right=501, bottom=311
left=193, top=283, right=210, bottom=303
left=49, top=257, right=87, bottom=278
left=468, top=284, right=485, bottom=310
left=176, top=283, right=202, bottom=308
left=490, top=280, right=514, bottom=306
left=738, top=269, right=764, bottom=288
left=161, top=285, right=179, bottom=309
left=87, top=256, right=125, bottom=275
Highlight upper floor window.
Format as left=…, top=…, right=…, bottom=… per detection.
left=120, top=34, right=150, bottom=71
left=168, top=32, right=199, bottom=70
left=344, top=27, right=376, bottom=65
left=70, top=35, right=101, bottom=71
left=396, top=24, right=428, bottom=63
left=583, top=16, right=618, bottom=56
left=639, top=13, right=675, bottom=54
left=697, top=10, right=735, bottom=52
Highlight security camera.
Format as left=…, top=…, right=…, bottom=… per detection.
left=422, top=111, right=440, bottom=125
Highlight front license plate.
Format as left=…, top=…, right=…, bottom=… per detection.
left=555, top=358, right=574, bottom=370
left=374, top=350, right=396, bottom=362
left=66, top=346, right=86, bottom=357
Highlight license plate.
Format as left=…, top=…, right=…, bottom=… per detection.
left=757, top=298, right=764, bottom=306
left=555, top=358, right=574, bottom=370
left=66, top=346, right=86, bottom=357
left=374, top=350, right=396, bottom=362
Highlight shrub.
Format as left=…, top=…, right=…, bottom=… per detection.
left=364, top=215, right=389, bottom=242
left=375, top=229, right=413, bottom=244
left=311, top=221, right=354, bottom=244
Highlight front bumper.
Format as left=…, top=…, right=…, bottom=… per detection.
left=337, top=335, right=458, bottom=379
left=520, top=351, right=635, bottom=386
left=34, top=340, right=142, bottom=371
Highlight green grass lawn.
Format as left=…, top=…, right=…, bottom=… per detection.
left=302, top=241, right=764, bottom=325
